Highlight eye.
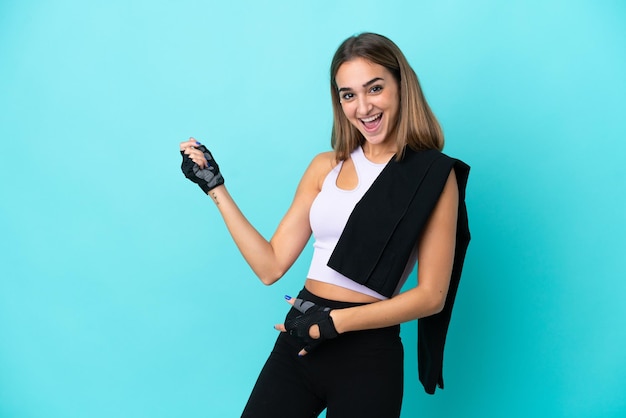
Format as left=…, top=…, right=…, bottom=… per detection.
left=341, top=92, right=355, bottom=101
left=369, top=85, right=383, bottom=94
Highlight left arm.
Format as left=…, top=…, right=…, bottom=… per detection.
left=330, top=169, right=459, bottom=333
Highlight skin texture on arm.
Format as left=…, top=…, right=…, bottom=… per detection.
left=207, top=181, right=312, bottom=284
left=181, top=138, right=335, bottom=285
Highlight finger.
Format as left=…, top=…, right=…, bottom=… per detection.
left=273, top=324, right=287, bottom=332
left=183, top=147, right=203, bottom=157
left=184, top=149, right=208, bottom=168
left=183, top=147, right=204, bottom=157
left=292, top=298, right=315, bottom=314
left=298, top=348, right=309, bottom=357
left=181, top=146, right=201, bottom=158
left=284, top=295, right=295, bottom=306
left=188, top=158, right=207, bottom=169
left=192, top=155, right=208, bottom=168
left=179, top=137, right=199, bottom=151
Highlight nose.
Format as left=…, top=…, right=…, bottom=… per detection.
left=356, top=95, right=372, bottom=116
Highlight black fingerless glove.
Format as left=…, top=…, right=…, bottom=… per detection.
left=180, top=145, right=225, bottom=193
left=284, top=299, right=338, bottom=353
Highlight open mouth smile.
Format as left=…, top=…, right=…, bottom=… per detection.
left=360, top=113, right=382, bottom=132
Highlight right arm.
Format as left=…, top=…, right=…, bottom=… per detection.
left=181, top=138, right=333, bottom=285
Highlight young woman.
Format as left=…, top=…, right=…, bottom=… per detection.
left=180, top=32, right=470, bottom=418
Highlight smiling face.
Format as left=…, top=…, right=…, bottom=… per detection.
left=334, top=57, right=400, bottom=149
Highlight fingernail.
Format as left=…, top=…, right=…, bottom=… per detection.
left=284, top=295, right=292, bottom=300
left=195, top=141, right=201, bottom=145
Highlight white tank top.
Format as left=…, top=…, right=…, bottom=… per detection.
left=307, top=146, right=418, bottom=300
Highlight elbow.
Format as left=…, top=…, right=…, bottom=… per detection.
left=426, top=290, right=448, bottom=316
left=257, top=267, right=286, bottom=286
left=259, top=276, right=279, bottom=286
left=431, top=299, right=446, bottom=315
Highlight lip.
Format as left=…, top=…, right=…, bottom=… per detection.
left=359, top=112, right=383, bottom=133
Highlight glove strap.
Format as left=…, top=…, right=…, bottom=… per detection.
left=317, top=312, right=338, bottom=339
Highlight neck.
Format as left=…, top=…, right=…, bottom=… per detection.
left=361, top=143, right=397, bottom=164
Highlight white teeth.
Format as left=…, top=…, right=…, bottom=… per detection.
left=361, top=113, right=381, bottom=123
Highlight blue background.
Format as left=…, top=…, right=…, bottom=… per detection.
left=1, top=1, right=625, bottom=417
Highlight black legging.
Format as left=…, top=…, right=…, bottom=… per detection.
left=241, top=287, right=404, bottom=418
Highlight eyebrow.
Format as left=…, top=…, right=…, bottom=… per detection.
left=337, top=77, right=384, bottom=93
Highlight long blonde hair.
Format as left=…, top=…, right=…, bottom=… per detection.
left=330, top=33, right=444, bottom=161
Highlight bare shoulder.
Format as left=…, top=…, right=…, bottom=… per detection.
left=309, top=151, right=337, bottom=172
left=302, top=151, right=337, bottom=190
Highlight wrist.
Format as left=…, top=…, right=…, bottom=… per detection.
left=329, top=309, right=346, bottom=334
left=207, top=184, right=229, bottom=207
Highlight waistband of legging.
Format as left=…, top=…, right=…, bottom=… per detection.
left=298, top=287, right=367, bottom=309
left=295, top=286, right=374, bottom=310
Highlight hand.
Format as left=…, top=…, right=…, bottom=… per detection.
left=179, top=138, right=224, bottom=193
left=275, top=296, right=338, bottom=356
